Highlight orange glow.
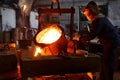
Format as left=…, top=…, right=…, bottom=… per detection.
left=34, top=24, right=63, bottom=56
left=34, top=46, right=42, bottom=57
left=73, top=33, right=80, bottom=41
left=36, top=24, right=62, bottom=44
left=23, top=5, right=27, bottom=12
left=83, top=9, right=93, bottom=21
left=83, top=9, right=90, bottom=17
left=87, top=72, right=93, bottom=80
left=52, top=0, right=58, bottom=3
left=9, top=43, right=16, bottom=48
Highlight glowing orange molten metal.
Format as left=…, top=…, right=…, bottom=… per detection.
left=36, top=25, right=62, bottom=44
left=34, top=24, right=64, bottom=56
left=34, top=47, right=42, bottom=56
left=23, top=5, right=27, bottom=12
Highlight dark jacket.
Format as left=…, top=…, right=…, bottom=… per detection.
left=84, top=17, right=120, bottom=46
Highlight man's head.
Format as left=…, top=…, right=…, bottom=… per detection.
left=83, top=1, right=100, bottom=21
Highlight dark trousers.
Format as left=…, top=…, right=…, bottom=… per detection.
left=100, top=42, right=117, bottom=80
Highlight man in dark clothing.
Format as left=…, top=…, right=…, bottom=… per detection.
left=80, top=1, right=120, bottom=80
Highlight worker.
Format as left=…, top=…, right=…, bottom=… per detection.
left=79, top=1, right=120, bottom=80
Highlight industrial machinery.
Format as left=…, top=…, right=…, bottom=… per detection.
left=19, top=3, right=101, bottom=79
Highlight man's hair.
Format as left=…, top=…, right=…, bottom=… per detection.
left=85, top=1, right=100, bottom=16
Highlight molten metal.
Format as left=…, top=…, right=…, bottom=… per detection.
left=23, top=5, right=27, bottom=12
left=34, top=47, right=42, bottom=56
left=34, top=24, right=67, bottom=56
left=35, top=24, right=62, bottom=44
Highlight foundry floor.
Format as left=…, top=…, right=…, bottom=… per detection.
left=0, top=70, right=120, bottom=80
left=0, top=50, right=120, bottom=80
left=13, top=72, right=120, bottom=80
left=32, top=72, right=120, bottom=80
left=18, top=71, right=120, bottom=80
left=0, top=62, right=120, bottom=80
